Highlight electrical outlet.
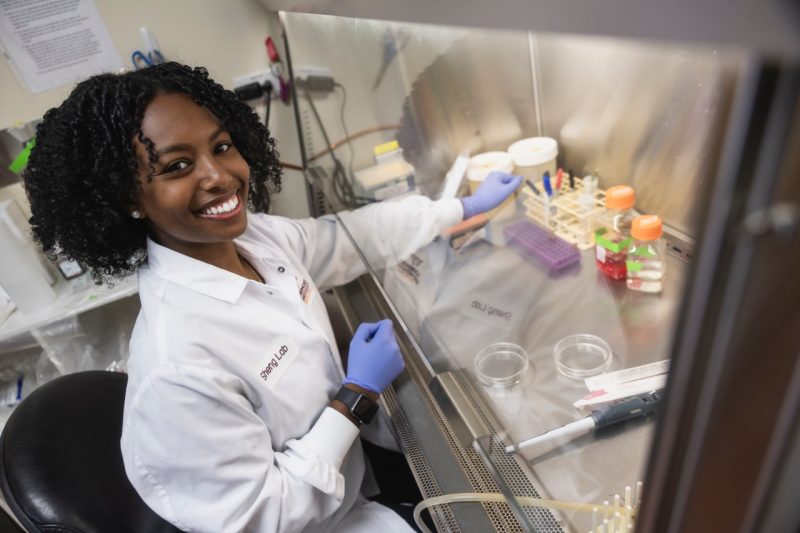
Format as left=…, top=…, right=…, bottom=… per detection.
left=293, top=65, right=331, bottom=83
left=232, top=69, right=281, bottom=99
left=664, top=232, right=695, bottom=264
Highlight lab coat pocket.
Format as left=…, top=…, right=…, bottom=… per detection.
left=255, top=336, right=300, bottom=392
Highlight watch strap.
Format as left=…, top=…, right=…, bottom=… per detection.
left=334, top=387, right=378, bottom=426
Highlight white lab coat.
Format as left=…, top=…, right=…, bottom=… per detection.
left=120, top=196, right=463, bottom=533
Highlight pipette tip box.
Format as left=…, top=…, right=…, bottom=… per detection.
left=503, top=219, right=581, bottom=272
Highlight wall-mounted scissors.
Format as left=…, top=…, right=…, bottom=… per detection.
left=131, top=49, right=164, bottom=69
left=131, top=27, right=165, bottom=70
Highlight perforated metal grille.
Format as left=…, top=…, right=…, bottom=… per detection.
left=387, top=380, right=563, bottom=532
left=383, top=388, right=461, bottom=532
left=359, top=277, right=564, bottom=532
left=424, top=398, right=525, bottom=532
left=459, top=383, right=565, bottom=532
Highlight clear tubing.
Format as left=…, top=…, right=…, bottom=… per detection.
left=412, top=492, right=638, bottom=533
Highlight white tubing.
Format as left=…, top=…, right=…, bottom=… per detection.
left=413, top=492, right=637, bottom=533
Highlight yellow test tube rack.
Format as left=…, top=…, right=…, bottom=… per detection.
left=521, top=173, right=606, bottom=250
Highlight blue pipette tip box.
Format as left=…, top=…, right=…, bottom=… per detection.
left=503, top=219, right=581, bottom=272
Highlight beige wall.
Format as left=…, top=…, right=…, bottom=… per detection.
left=0, top=0, right=311, bottom=217
left=1, top=0, right=274, bottom=128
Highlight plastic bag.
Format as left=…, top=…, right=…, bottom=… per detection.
left=32, top=300, right=135, bottom=383
left=0, top=347, right=38, bottom=411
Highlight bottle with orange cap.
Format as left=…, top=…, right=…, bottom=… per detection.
left=626, top=215, right=666, bottom=293
left=594, top=185, right=637, bottom=280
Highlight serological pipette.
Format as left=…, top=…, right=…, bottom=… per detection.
left=505, top=391, right=663, bottom=454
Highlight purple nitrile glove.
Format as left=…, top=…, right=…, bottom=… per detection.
left=461, top=171, right=523, bottom=219
left=343, top=319, right=405, bottom=394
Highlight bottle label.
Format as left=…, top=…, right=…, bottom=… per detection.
left=596, top=245, right=606, bottom=262
left=626, top=260, right=643, bottom=272
left=632, top=246, right=656, bottom=258
left=594, top=228, right=631, bottom=254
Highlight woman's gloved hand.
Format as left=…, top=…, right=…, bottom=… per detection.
left=343, top=319, right=405, bottom=394
left=461, top=171, right=523, bottom=219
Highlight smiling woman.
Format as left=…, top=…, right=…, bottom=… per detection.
left=132, top=92, right=253, bottom=267
left=19, top=61, right=519, bottom=532
left=23, top=63, right=281, bottom=283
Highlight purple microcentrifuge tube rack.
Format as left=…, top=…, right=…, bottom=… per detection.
left=503, top=219, right=581, bottom=272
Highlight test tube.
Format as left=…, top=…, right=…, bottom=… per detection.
left=578, top=184, right=595, bottom=247
left=582, top=175, right=595, bottom=194
left=544, top=195, right=552, bottom=230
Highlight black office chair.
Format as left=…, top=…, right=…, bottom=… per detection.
left=0, top=370, right=181, bottom=532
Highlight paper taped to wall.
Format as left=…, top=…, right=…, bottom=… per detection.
left=0, top=0, right=123, bottom=94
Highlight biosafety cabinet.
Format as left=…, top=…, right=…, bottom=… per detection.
left=274, top=3, right=800, bottom=532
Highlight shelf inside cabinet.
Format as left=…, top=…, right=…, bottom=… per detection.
left=0, top=274, right=138, bottom=346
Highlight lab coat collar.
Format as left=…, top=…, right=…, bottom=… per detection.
left=145, top=238, right=250, bottom=304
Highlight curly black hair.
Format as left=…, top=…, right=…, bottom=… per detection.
left=23, top=62, right=282, bottom=284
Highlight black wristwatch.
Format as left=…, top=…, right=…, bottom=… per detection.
left=334, top=387, right=379, bottom=426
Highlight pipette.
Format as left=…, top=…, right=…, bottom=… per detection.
left=542, top=171, right=553, bottom=197
left=525, top=179, right=541, bottom=196
left=555, top=168, right=564, bottom=194
left=505, top=391, right=663, bottom=454
left=541, top=171, right=554, bottom=230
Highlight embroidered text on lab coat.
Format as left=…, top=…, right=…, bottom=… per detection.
left=297, top=277, right=313, bottom=304
left=396, top=254, right=424, bottom=285
left=258, top=336, right=299, bottom=391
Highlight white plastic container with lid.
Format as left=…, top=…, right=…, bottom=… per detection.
left=0, top=218, right=57, bottom=314
left=0, top=199, right=57, bottom=285
left=466, top=151, right=517, bottom=220
left=507, top=137, right=558, bottom=182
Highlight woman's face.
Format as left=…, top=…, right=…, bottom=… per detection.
left=133, top=92, right=250, bottom=257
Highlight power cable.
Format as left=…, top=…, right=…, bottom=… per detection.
left=302, top=87, right=373, bottom=208
left=333, top=82, right=355, bottom=182
left=263, top=81, right=273, bottom=128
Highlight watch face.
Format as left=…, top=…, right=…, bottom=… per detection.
left=352, top=396, right=378, bottom=423
left=335, top=387, right=379, bottom=425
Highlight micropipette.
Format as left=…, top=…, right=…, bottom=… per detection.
left=505, top=391, right=663, bottom=454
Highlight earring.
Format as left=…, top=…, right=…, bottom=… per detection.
left=131, top=210, right=143, bottom=219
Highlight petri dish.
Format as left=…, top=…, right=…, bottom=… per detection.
left=553, top=334, right=613, bottom=380
left=474, top=342, right=530, bottom=388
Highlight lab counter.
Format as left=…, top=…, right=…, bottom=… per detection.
left=328, top=189, right=687, bottom=532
